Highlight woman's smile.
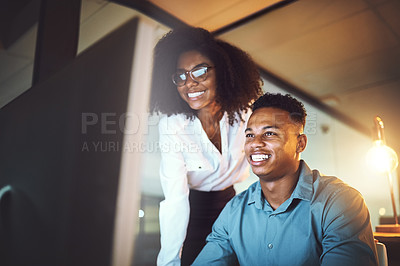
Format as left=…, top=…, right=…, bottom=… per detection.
left=187, top=90, right=205, bottom=98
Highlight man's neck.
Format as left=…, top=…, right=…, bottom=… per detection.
left=260, top=164, right=301, bottom=210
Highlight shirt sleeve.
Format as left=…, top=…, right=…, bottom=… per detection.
left=320, top=186, right=378, bottom=266
left=192, top=201, right=238, bottom=266
left=157, top=118, right=190, bottom=266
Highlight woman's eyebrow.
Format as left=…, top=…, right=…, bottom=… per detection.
left=176, top=63, right=209, bottom=71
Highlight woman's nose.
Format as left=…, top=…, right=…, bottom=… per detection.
left=185, top=74, right=198, bottom=87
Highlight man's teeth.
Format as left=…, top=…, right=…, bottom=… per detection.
left=251, top=154, right=271, bottom=162
left=188, top=91, right=205, bottom=98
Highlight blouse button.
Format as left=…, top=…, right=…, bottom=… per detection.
left=268, top=243, right=273, bottom=249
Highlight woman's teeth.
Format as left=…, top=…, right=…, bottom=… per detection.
left=188, top=91, right=205, bottom=98
left=251, top=154, right=271, bottom=162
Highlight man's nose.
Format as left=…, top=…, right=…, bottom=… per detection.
left=251, top=135, right=265, bottom=148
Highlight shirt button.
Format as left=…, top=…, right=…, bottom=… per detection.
left=268, top=243, right=273, bottom=249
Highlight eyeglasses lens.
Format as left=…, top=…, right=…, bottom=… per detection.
left=172, top=73, right=187, bottom=86
left=191, top=68, right=207, bottom=80
left=172, top=66, right=209, bottom=86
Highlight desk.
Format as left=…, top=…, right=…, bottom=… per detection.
left=374, top=232, right=400, bottom=265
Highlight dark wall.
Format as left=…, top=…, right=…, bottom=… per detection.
left=0, top=0, right=41, bottom=48
left=0, top=18, right=138, bottom=266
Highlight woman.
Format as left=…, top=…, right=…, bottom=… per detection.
left=150, top=26, right=263, bottom=266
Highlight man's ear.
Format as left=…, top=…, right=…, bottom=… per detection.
left=296, top=134, right=307, bottom=153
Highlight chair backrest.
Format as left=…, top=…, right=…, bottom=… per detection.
left=375, top=242, right=388, bottom=266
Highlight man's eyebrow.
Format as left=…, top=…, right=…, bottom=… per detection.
left=245, top=125, right=279, bottom=132
left=263, top=125, right=279, bottom=130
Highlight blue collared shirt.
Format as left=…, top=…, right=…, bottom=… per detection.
left=193, top=161, right=377, bottom=266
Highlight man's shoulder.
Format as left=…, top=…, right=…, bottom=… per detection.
left=229, top=181, right=259, bottom=209
left=311, top=170, right=364, bottom=209
left=315, top=172, right=361, bottom=196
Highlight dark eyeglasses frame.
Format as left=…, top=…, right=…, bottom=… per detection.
left=172, top=66, right=213, bottom=86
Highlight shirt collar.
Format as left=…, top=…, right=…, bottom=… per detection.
left=291, top=160, right=314, bottom=201
left=247, top=181, right=263, bottom=209
left=247, top=160, right=314, bottom=209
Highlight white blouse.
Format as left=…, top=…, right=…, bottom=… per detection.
left=157, top=111, right=250, bottom=266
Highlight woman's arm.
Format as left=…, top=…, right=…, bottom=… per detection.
left=157, top=117, right=190, bottom=266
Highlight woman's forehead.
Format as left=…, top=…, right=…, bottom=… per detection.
left=177, top=50, right=212, bottom=69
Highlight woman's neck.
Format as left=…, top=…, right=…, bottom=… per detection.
left=197, top=102, right=223, bottom=153
left=196, top=101, right=222, bottom=125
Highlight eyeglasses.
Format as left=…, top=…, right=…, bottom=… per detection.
left=172, top=66, right=213, bottom=86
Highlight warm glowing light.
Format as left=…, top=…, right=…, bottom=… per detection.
left=379, top=208, right=386, bottom=216
left=370, top=116, right=400, bottom=230
left=366, top=140, right=398, bottom=173
left=138, top=209, right=145, bottom=218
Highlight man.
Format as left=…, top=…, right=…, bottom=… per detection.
left=193, top=93, right=377, bottom=265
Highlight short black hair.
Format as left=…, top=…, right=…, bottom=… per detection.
left=252, top=93, right=307, bottom=128
left=149, top=26, right=263, bottom=125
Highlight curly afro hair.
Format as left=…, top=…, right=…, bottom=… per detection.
left=252, top=93, right=307, bottom=128
left=149, top=26, right=263, bottom=125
